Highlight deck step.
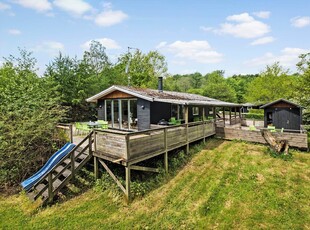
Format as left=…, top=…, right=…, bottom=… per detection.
left=25, top=135, right=93, bottom=204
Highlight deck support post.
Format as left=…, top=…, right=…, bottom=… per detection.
left=164, top=129, right=168, bottom=173
left=223, top=107, right=225, bottom=127
left=186, top=123, right=189, bottom=154
left=164, top=152, right=168, bottom=173
left=125, top=166, right=131, bottom=203
left=94, top=156, right=99, bottom=180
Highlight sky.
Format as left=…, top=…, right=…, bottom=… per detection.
left=0, top=0, right=310, bottom=76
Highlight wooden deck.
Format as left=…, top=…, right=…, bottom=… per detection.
left=93, top=121, right=216, bottom=165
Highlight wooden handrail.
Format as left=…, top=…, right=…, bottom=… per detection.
left=31, top=131, right=94, bottom=190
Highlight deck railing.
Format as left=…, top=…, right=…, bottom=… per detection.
left=93, top=120, right=216, bottom=163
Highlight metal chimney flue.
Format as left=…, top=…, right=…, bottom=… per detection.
left=158, top=77, right=163, bottom=93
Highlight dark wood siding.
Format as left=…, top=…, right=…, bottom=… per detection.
left=98, top=100, right=105, bottom=120
left=137, top=99, right=150, bottom=130
left=264, top=107, right=301, bottom=130
left=150, top=102, right=171, bottom=124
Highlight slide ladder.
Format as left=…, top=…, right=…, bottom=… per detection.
left=22, top=131, right=94, bottom=204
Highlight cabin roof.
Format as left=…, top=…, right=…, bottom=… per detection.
left=260, top=98, right=302, bottom=109
left=86, top=85, right=241, bottom=107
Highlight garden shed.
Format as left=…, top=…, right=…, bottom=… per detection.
left=260, top=99, right=302, bottom=130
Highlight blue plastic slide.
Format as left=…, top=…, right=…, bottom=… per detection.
left=21, top=142, right=76, bottom=191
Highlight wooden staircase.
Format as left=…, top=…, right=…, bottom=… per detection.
left=26, top=132, right=94, bottom=204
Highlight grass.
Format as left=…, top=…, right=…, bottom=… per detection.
left=0, top=139, right=309, bottom=229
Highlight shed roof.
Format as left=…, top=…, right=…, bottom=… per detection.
left=86, top=85, right=241, bottom=107
left=260, top=98, right=302, bottom=109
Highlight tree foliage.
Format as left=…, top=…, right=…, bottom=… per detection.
left=296, top=53, right=310, bottom=123
left=0, top=50, right=65, bottom=190
left=202, top=71, right=237, bottom=102
left=245, top=62, right=298, bottom=104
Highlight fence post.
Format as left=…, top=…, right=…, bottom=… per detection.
left=70, top=124, right=73, bottom=143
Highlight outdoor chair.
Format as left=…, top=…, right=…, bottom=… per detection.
left=97, top=120, right=108, bottom=129
left=267, top=125, right=276, bottom=132
left=169, top=117, right=177, bottom=125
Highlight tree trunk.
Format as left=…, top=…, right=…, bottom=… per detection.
left=261, top=130, right=289, bottom=154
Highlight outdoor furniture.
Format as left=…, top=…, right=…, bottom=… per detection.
left=267, top=125, right=276, bottom=132
left=97, top=120, right=108, bottom=129
left=87, top=121, right=99, bottom=129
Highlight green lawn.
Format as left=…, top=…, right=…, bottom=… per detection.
left=1, top=139, right=309, bottom=229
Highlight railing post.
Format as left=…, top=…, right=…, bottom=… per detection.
left=126, top=134, right=130, bottom=161
left=186, top=124, right=189, bottom=153
left=164, top=128, right=168, bottom=173
left=48, top=172, right=53, bottom=203
left=69, top=124, right=73, bottom=143
left=89, top=131, right=93, bottom=155
left=71, top=150, right=75, bottom=180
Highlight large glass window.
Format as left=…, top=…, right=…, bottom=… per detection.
left=104, top=99, right=137, bottom=130
left=105, top=100, right=112, bottom=123
left=113, top=100, right=119, bottom=129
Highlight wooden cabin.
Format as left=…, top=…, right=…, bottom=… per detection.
left=86, top=84, right=241, bottom=131
left=260, top=99, right=302, bottom=130
left=84, top=83, right=242, bottom=201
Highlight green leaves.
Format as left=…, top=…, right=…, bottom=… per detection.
left=0, top=50, right=66, bottom=190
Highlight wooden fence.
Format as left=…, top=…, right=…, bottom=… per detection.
left=94, top=121, right=216, bottom=164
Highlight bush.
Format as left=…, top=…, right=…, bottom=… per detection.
left=248, top=109, right=264, bottom=114
left=0, top=53, right=66, bottom=192
left=244, top=113, right=264, bottom=120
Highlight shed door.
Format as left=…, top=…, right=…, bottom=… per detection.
left=274, top=109, right=300, bottom=130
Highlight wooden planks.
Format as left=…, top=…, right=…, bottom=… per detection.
left=94, top=122, right=217, bottom=163
left=96, top=132, right=126, bottom=159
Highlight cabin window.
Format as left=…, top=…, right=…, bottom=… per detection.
left=192, top=107, right=199, bottom=116
left=171, top=104, right=184, bottom=120
left=104, top=99, right=137, bottom=130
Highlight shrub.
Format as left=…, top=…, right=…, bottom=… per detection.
left=0, top=53, right=66, bottom=192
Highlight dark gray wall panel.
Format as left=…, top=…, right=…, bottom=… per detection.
left=137, top=99, right=150, bottom=130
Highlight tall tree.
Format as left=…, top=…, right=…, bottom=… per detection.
left=245, top=62, right=298, bottom=104
left=226, top=74, right=258, bottom=103
left=0, top=50, right=65, bottom=190
left=203, top=70, right=237, bottom=102
left=296, top=53, right=310, bottom=123
left=114, top=50, right=168, bottom=88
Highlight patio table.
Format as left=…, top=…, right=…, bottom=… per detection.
left=87, top=122, right=100, bottom=128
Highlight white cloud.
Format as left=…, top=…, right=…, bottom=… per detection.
left=53, top=0, right=92, bottom=15
left=200, top=26, right=213, bottom=32
left=33, top=41, right=64, bottom=57
left=245, top=47, right=309, bottom=68
left=250, top=36, right=275, bottom=46
left=156, top=41, right=167, bottom=49
left=290, top=16, right=310, bottom=28
left=11, top=0, right=52, bottom=12
left=157, top=40, right=223, bottom=63
left=81, top=38, right=121, bottom=50
left=253, top=11, right=271, bottom=19
left=8, top=29, right=21, bottom=35
left=94, top=3, right=128, bottom=27
left=0, top=2, right=11, bottom=10
left=214, top=12, right=270, bottom=38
